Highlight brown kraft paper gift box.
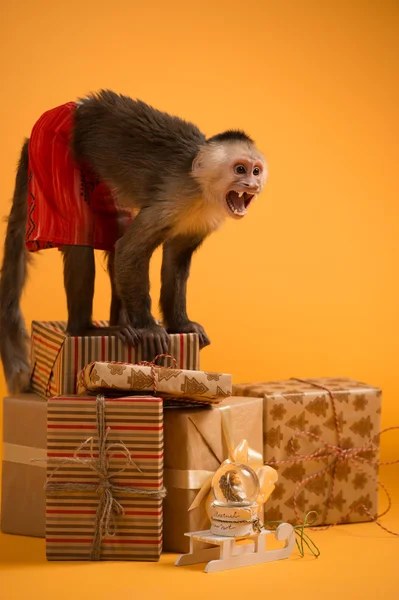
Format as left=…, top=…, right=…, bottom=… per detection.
left=1, top=393, right=46, bottom=537
left=162, top=395, right=263, bottom=553
left=77, top=361, right=232, bottom=405
left=233, top=377, right=382, bottom=526
left=30, top=320, right=200, bottom=399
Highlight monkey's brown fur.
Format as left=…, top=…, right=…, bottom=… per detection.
left=0, top=90, right=267, bottom=394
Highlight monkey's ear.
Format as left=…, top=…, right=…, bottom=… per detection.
left=191, top=152, right=204, bottom=173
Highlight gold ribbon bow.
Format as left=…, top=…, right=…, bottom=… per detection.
left=188, top=405, right=278, bottom=516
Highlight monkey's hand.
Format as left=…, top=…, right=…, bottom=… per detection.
left=167, top=321, right=210, bottom=349
left=136, top=324, right=171, bottom=360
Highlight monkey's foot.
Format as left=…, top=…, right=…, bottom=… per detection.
left=136, top=325, right=170, bottom=360
left=114, top=325, right=141, bottom=347
left=167, top=321, right=210, bottom=349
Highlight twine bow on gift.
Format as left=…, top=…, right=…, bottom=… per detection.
left=188, top=405, right=278, bottom=518
left=138, top=354, right=178, bottom=395
left=43, top=395, right=167, bottom=560
left=267, top=378, right=399, bottom=536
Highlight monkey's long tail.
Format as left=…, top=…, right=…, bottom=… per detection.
left=0, top=139, right=32, bottom=394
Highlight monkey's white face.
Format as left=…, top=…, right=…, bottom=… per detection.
left=223, top=151, right=267, bottom=219
left=192, top=141, right=267, bottom=222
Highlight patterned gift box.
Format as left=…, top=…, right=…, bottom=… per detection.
left=77, top=361, right=232, bottom=405
left=30, top=320, right=200, bottom=399
left=233, top=377, right=382, bottom=526
left=45, top=395, right=164, bottom=561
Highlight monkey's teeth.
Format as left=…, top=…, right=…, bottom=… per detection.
left=227, top=196, right=247, bottom=216
left=238, top=192, right=244, bottom=198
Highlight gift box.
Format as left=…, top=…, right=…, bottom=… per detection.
left=30, top=320, right=200, bottom=399
left=45, top=394, right=164, bottom=561
left=77, top=360, right=232, bottom=405
left=162, top=395, right=263, bottom=552
left=1, top=393, right=47, bottom=537
left=233, top=377, right=382, bottom=526
left=2, top=393, right=264, bottom=553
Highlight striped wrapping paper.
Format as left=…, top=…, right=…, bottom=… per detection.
left=30, top=320, right=200, bottom=399
left=46, top=395, right=164, bottom=561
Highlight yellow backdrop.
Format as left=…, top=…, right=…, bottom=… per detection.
left=1, top=3, right=399, bottom=599
left=0, top=0, right=398, bottom=468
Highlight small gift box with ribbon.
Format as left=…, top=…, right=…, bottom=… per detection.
left=162, top=396, right=265, bottom=552
left=44, top=394, right=165, bottom=561
left=76, top=357, right=232, bottom=405
left=233, top=377, right=390, bottom=527
left=30, top=320, right=200, bottom=399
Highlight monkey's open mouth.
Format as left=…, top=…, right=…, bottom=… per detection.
left=226, top=191, right=255, bottom=217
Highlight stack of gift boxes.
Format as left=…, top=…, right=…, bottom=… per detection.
left=1, top=320, right=383, bottom=561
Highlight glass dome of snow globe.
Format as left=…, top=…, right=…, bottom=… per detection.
left=211, top=462, right=260, bottom=507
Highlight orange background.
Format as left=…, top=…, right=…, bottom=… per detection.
left=0, top=2, right=398, bottom=597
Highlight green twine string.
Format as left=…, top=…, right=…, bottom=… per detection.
left=263, top=511, right=321, bottom=558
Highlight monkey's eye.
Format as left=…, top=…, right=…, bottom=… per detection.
left=235, top=165, right=246, bottom=175
left=253, top=167, right=260, bottom=176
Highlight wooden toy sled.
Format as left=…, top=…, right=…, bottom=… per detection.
left=175, top=523, right=295, bottom=573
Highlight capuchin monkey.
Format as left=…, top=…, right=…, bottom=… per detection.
left=0, top=90, right=267, bottom=394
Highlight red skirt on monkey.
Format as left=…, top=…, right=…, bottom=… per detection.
left=26, top=102, right=133, bottom=252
